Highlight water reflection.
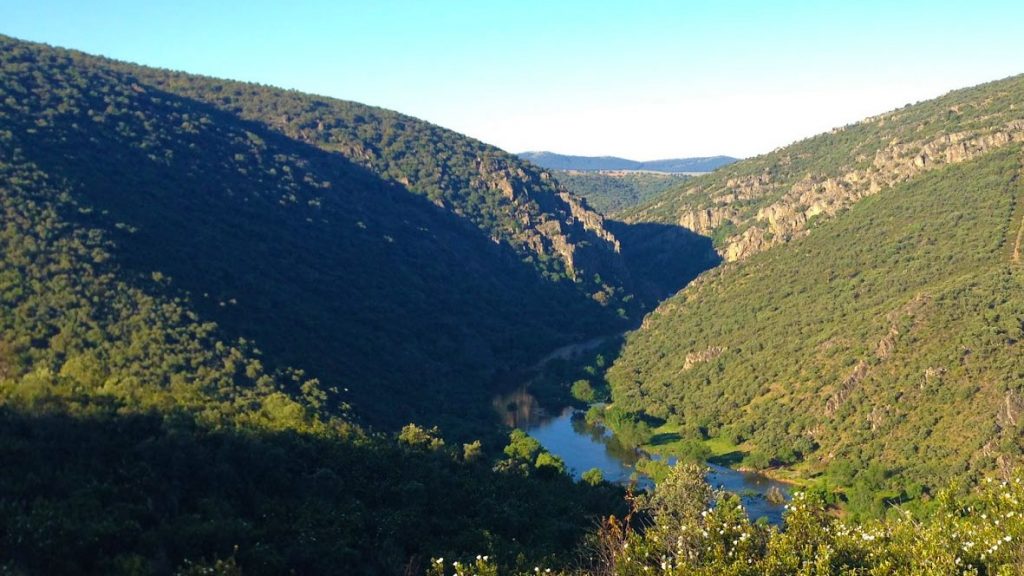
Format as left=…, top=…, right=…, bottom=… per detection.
left=497, top=389, right=791, bottom=524
left=527, top=407, right=644, bottom=485
left=492, top=387, right=545, bottom=428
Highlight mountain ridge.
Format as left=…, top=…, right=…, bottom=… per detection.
left=0, top=34, right=640, bottom=432
left=623, top=74, right=1024, bottom=261
left=519, top=151, right=738, bottom=173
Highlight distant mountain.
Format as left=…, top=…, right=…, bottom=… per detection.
left=519, top=151, right=738, bottom=173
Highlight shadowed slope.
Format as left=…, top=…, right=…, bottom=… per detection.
left=0, top=36, right=621, bottom=432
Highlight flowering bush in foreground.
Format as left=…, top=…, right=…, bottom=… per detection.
left=433, top=464, right=1024, bottom=575
left=427, top=555, right=499, bottom=576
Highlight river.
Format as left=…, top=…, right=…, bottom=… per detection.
left=500, top=400, right=791, bottom=524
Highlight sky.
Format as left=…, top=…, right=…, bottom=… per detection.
left=2, top=0, right=1023, bottom=159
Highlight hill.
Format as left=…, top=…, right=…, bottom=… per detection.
left=0, top=35, right=632, bottom=574
left=623, top=75, right=1024, bottom=261
left=0, top=35, right=667, bottom=431
left=609, top=140, right=1024, bottom=506
left=519, top=151, right=737, bottom=173
left=549, top=170, right=691, bottom=215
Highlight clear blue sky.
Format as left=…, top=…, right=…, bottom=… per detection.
left=3, top=0, right=1023, bottom=159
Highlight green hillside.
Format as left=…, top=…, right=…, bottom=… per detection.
left=609, top=146, right=1024, bottom=502
left=551, top=170, right=691, bottom=215
left=0, top=35, right=649, bottom=431
left=624, top=75, right=1024, bottom=262
left=0, top=36, right=629, bottom=574
left=129, top=63, right=636, bottom=303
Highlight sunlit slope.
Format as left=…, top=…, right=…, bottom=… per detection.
left=609, top=147, right=1024, bottom=489
left=625, top=75, right=1024, bottom=263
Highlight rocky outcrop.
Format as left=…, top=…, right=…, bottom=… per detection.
left=678, top=207, right=734, bottom=234
left=559, top=191, right=620, bottom=250
left=682, top=345, right=726, bottom=370
left=474, top=157, right=624, bottom=279
left=669, top=119, right=1024, bottom=262
left=999, top=390, right=1023, bottom=428
left=824, top=359, right=869, bottom=418
left=823, top=295, right=930, bottom=419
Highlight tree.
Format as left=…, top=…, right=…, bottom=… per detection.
left=398, top=423, right=445, bottom=450
left=581, top=468, right=604, bottom=486
left=462, top=440, right=483, bottom=462
left=642, top=462, right=713, bottom=551
left=571, top=379, right=597, bottom=403
left=503, top=429, right=542, bottom=462
left=535, top=452, right=567, bottom=476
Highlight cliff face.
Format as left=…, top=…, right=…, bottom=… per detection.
left=700, top=120, right=1024, bottom=261
left=472, top=156, right=623, bottom=279
left=628, top=75, right=1024, bottom=262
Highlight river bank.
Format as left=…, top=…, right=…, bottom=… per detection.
left=496, top=334, right=792, bottom=523
left=517, top=405, right=791, bottom=523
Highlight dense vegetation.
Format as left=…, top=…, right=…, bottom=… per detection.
left=519, top=151, right=737, bottom=173
left=5, top=33, right=1024, bottom=575
left=609, top=147, right=1024, bottom=509
left=0, top=407, right=630, bottom=575
left=0, top=35, right=647, bottom=432
left=0, top=37, right=629, bottom=574
left=552, top=171, right=691, bottom=215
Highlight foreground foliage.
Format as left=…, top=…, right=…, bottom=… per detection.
left=438, top=464, right=1024, bottom=575
left=605, top=466, right=1024, bottom=576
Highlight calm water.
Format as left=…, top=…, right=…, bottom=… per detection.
left=520, top=405, right=791, bottom=524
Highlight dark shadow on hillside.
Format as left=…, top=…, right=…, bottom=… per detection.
left=708, top=450, right=746, bottom=467
left=648, top=432, right=682, bottom=446
left=607, top=220, right=722, bottom=306
left=6, top=66, right=622, bottom=435
left=0, top=407, right=625, bottom=575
